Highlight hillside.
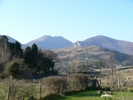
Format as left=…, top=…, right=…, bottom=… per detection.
left=73, top=35, right=133, bottom=55
left=54, top=46, right=133, bottom=68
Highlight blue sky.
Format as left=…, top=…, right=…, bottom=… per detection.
left=0, top=0, right=133, bottom=43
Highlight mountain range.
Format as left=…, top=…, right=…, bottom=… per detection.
left=2, top=35, right=133, bottom=55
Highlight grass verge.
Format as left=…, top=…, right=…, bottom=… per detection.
left=40, top=90, right=133, bottom=100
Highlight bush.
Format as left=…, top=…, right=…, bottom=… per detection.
left=127, top=87, right=133, bottom=92
left=68, top=73, right=88, bottom=91
left=41, top=76, right=68, bottom=95
left=7, top=61, right=21, bottom=79
left=5, top=58, right=33, bottom=79
left=41, top=73, right=88, bottom=97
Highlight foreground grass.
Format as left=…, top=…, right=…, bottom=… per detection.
left=44, top=90, right=133, bottom=100
left=62, top=90, right=101, bottom=100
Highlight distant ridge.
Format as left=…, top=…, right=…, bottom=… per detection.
left=26, top=35, right=73, bottom=49
left=1, top=34, right=133, bottom=55
left=72, top=35, right=133, bottom=55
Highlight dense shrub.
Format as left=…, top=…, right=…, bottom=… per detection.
left=127, top=87, right=133, bottom=92
left=68, top=73, right=88, bottom=91
left=41, top=76, right=68, bottom=95
left=40, top=73, right=88, bottom=98
left=7, top=61, right=21, bottom=79
left=5, top=58, right=33, bottom=79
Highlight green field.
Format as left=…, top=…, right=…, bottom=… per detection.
left=49, top=90, right=133, bottom=100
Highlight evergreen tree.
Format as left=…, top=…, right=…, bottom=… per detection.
left=23, top=44, right=38, bottom=72
left=23, top=45, right=58, bottom=77
left=23, top=46, right=32, bottom=67
left=9, top=41, right=23, bottom=58
left=36, top=50, right=58, bottom=76
left=31, top=43, right=38, bottom=55
left=31, top=43, right=38, bottom=69
left=14, top=41, right=23, bottom=57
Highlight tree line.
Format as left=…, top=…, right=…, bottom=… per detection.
left=0, top=35, right=58, bottom=79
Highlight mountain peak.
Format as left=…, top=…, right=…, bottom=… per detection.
left=73, top=35, right=133, bottom=55
left=37, top=35, right=67, bottom=41
left=26, top=35, right=73, bottom=49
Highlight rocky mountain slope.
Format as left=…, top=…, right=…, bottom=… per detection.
left=72, top=35, right=133, bottom=55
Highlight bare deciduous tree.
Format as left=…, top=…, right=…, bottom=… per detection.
left=0, top=36, right=11, bottom=73
left=107, top=53, right=116, bottom=89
